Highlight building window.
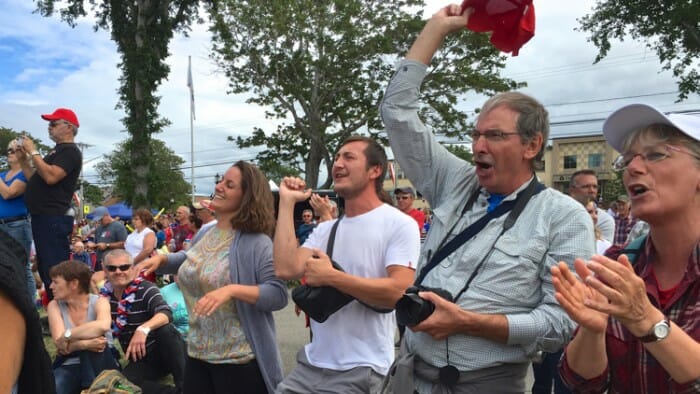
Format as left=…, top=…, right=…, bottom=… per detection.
left=588, top=153, right=603, bottom=168
left=564, top=155, right=577, bottom=169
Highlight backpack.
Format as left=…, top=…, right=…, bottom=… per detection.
left=80, top=370, right=142, bottom=394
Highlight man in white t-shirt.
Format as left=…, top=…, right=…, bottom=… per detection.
left=274, top=135, right=420, bottom=393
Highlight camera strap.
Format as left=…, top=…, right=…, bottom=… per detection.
left=325, top=215, right=393, bottom=314
left=415, top=177, right=545, bottom=286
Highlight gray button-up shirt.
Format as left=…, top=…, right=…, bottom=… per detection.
left=381, top=60, right=595, bottom=375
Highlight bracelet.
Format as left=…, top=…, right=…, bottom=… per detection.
left=31, top=151, right=40, bottom=156
left=137, top=326, right=151, bottom=336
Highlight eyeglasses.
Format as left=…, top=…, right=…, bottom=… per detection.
left=6, top=149, right=15, bottom=155
left=469, top=129, right=520, bottom=142
left=612, top=144, right=700, bottom=171
left=49, top=121, right=67, bottom=128
left=105, top=264, right=132, bottom=272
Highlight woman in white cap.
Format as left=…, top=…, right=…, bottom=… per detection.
left=552, top=104, right=700, bottom=392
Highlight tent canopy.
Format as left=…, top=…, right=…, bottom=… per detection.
left=87, top=202, right=134, bottom=221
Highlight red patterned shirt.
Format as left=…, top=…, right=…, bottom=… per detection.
left=560, top=238, right=700, bottom=393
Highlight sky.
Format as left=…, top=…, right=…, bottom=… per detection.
left=0, top=0, right=698, bottom=198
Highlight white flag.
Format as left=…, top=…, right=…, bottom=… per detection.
left=187, top=56, right=195, bottom=120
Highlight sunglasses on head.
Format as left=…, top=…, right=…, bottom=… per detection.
left=105, top=264, right=132, bottom=272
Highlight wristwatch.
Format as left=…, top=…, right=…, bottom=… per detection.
left=64, top=328, right=72, bottom=341
left=638, top=317, right=671, bottom=343
left=137, top=326, right=151, bottom=336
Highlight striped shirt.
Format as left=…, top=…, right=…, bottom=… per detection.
left=106, top=280, right=172, bottom=352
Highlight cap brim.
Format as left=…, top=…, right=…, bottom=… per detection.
left=603, top=104, right=700, bottom=152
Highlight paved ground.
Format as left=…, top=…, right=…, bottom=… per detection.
left=272, top=290, right=535, bottom=390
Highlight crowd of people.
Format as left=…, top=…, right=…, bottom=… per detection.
left=1, top=4, right=698, bottom=394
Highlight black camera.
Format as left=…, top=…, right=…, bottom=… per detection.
left=395, top=285, right=453, bottom=326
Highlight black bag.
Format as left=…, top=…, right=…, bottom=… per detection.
left=291, top=260, right=354, bottom=323
left=291, top=216, right=393, bottom=323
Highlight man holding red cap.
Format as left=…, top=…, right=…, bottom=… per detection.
left=17, top=108, right=83, bottom=300
left=380, top=5, right=593, bottom=393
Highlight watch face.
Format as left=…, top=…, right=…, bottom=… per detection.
left=653, top=323, right=670, bottom=339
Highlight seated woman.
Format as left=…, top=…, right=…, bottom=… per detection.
left=552, top=104, right=700, bottom=393
left=48, top=260, right=119, bottom=394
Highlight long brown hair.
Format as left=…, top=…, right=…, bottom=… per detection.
left=229, top=161, right=275, bottom=236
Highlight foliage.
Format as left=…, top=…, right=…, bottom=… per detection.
left=35, top=0, right=205, bottom=206
left=80, top=180, right=104, bottom=206
left=601, top=170, right=626, bottom=205
left=0, top=127, right=52, bottom=169
left=210, top=0, right=519, bottom=188
left=443, top=143, right=473, bottom=163
left=95, top=138, right=191, bottom=209
left=578, top=0, right=700, bottom=101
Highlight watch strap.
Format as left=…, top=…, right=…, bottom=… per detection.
left=638, top=317, right=670, bottom=343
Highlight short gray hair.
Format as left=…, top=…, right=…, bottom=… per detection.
left=479, top=91, right=549, bottom=165
left=103, top=249, right=134, bottom=266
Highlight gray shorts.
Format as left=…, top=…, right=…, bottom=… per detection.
left=275, top=348, right=384, bottom=394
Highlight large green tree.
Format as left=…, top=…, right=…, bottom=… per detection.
left=94, top=138, right=191, bottom=209
left=579, top=0, right=700, bottom=101
left=210, top=0, right=519, bottom=188
left=35, top=0, right=205, bottom=206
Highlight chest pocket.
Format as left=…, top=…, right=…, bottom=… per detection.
left=476, top=235, right=548, bottom=302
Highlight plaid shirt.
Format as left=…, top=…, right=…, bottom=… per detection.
left=560, top=238, right=700, bottom=393
left=613, top=216, right=639, bottom=246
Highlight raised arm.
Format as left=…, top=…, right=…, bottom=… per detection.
left=273, top=176, right=314, bottom=279
left=405, top=4, right=473, bottom=65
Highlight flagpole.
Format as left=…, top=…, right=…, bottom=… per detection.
left=188, top=55, right=195, bottom=203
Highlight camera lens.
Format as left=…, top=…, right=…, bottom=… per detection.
left=396, top=293, right=435, bottom=326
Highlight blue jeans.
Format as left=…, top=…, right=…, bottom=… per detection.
left=54, top=364, right=82, bottom=394
left=0, top=218, right=35, bottom=302
left=31, top=215, right=73, bottom=300
left=54, top=349, right=120, bottom=394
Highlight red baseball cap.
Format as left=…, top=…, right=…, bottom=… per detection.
left=41, top=108, right=80, bottom=127
left=461, top=0, right=535, bottom=56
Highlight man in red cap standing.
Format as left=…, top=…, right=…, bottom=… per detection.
left=17, top=108, right=83, bottom=300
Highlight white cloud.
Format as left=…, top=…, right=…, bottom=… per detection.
left=0, top=0, right=698, bottom=197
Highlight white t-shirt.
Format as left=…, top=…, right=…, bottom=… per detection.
left=125, top=227, right=155, bottom=258
left=302, top=203, right=421, bottom=375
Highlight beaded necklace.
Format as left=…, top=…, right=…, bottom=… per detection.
left=99, top=274, right=145, bottom=337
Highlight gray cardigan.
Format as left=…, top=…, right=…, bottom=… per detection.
left=161, top=225, right=288, bottom=393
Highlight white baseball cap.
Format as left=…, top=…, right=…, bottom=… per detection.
left=602, top=104, right=700, bottom=152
